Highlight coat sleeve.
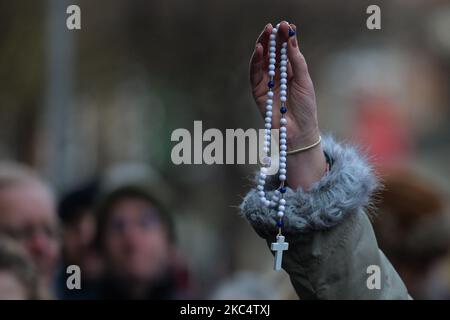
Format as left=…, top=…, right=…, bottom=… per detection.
left=240, top=135, right=410, bottom=300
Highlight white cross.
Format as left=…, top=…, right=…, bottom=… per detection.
left=271, top=235, right=289, bottom=271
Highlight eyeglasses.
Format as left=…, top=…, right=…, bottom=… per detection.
left=0, top=223, right=60, bottom=243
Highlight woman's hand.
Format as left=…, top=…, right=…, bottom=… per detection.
left=249, top=21, right=327, bottom=190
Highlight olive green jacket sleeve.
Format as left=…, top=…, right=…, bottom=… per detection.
left=240, top=135, right=410, bottom=300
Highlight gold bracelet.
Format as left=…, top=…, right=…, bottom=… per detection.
left=286, top=135, right=322, bottom=155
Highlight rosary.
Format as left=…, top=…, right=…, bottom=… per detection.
left=257, top=23, right=296, bottom=271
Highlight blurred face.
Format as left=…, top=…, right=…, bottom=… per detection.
left=63, top=211, right=103, bottom=278
left=0, top=184, right=60, bottom=284
left=0, top=271, right=28, bottom=300
left=63, top=211, right=96, bottom=264
left=103, top=197, right=170, bottom=282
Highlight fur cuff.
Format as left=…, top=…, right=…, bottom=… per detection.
left=240, top=135, right=379, bottom=238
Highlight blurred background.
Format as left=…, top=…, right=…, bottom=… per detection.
left=0, top=0, right=449, bottom=299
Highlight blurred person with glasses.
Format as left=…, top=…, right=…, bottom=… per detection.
left=0, top=163, right=60, bottom=299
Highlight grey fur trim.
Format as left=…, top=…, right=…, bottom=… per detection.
left=240, top=135, right=380, bottom=238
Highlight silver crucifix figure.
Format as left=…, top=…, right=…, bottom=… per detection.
left=271, top=235, right=289, bottom=271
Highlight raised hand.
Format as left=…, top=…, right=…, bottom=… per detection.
left=249, top=21, right=326, bottom=190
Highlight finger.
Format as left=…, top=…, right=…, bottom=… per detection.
left=250, top=42, right=264, bottom=86
left=255, top=23, right=272, bottom=58
left=277, top=21, right=291, bottom=43
left=287, top=24, right=309, bottom=82
left=273, top=21, right=291, bottom=81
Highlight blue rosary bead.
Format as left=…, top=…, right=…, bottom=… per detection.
left=276, top=220, right=284, bottom=227
left=280, top=106, right=287, bottom=114
left=268, top=80, right=275, bottom=89
left=288, top=28, right=296, bottom=37
left=280, top=187, right=286, bottom=193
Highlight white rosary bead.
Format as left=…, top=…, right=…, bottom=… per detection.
left=270, top=33, right=276, bottom=40
left=269, top=52, right=276, bottom=59
left=280, top=150, right=287, bottom=157
left=280, top=199, right=286, bottom=205
left=269, top=64, right=275, bottom=71
left=280, top=132, right=286, bottom=139
left=280, top=156, right=286, bottom=163
left=281, top=72, right=287, bottom=78
left=270, top=201, right=277, bottom=208
left=278, top=205, right=285, bottom=212
left=264, top=199, right=271, bottom=207
left=263, top=156, right=271, bottom=166
left=280, top=84, right=287, bottom=91
left=272, top=28, right=278, bottom=34
left=280, top=162, right=286, bottom=169
left=270, top=40, right=276, bottom=46
left=280, top=78, right=287, bottom=84
left=257, top=185, right=264, bottom=191
left=277, top=211, right=285, bottom=218
left=280, top=138, right=286, bottom=145
left=281, top=47, right=287, bottom=54
left=280, top=90, right=287, bottom=96
left=267, top=91, right=274, bottom=98
left=259, top=178, right=265, bottom=185
left=279, top=174, right=286, bottom=181
left=266, top=99, right=273, bottom=105
left=265, top=123, right=271, bottom=129
left=280, top=169, right=286, bottom=175
left=280, top=118, right=287, bottom=125
left=280, top=126, right=287, bottom=133
left=266, top=105, right=272, bottom=111
left=258, top=191, right=265, bottom=197
left=266, top=111, right=272, bottom=117
left=280, top=145, right=287, bottom=151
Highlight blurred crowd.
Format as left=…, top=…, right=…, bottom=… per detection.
left=0, top=163, right=194, bottom=299
left=0, top=160, right=450, bottom=300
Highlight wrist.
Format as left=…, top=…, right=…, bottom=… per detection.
left=285, top=128, right=327, bottom=191
left=286, top=125, right=320, bottom=150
